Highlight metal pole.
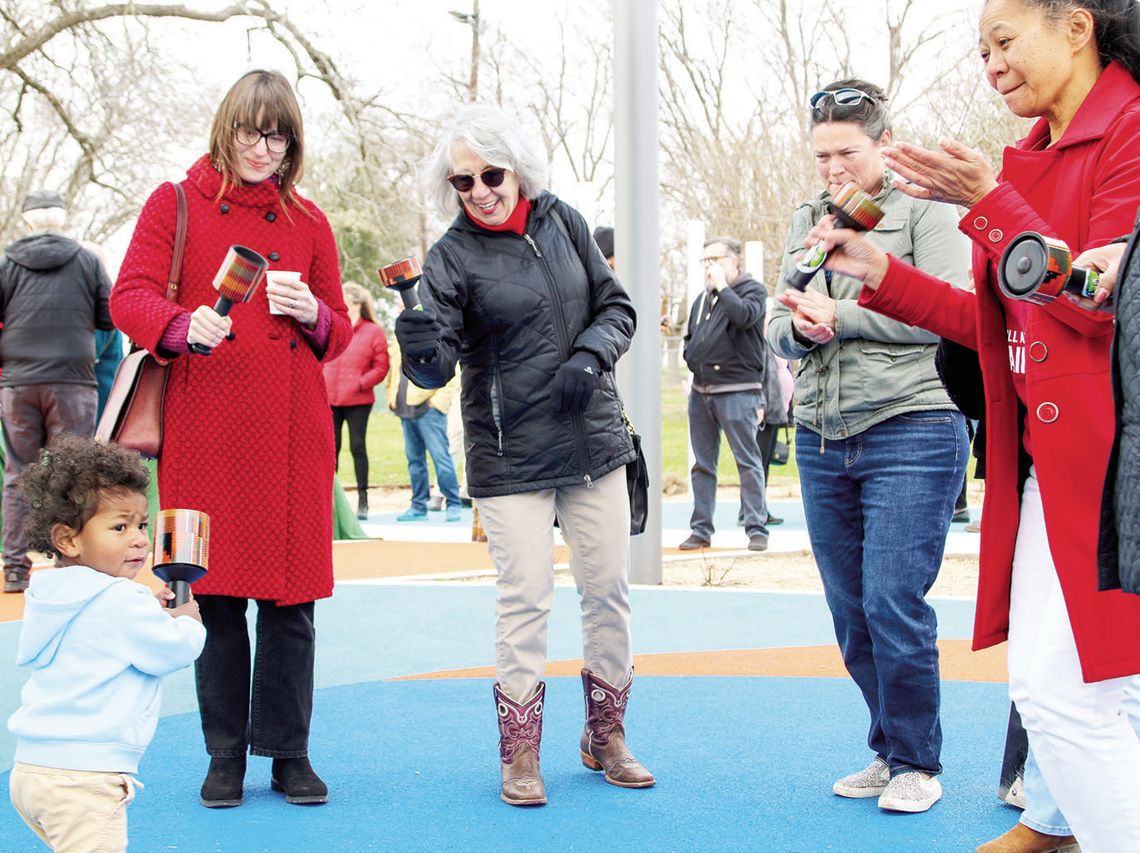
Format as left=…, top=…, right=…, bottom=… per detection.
left=614, top=0, right=661, bottom=585
left=685, top=219, right=705, bottom=499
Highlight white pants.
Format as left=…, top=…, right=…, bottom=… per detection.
left=1008, top=470, right=1140, bottom=852
left=478, top=466, right=632, bottom=701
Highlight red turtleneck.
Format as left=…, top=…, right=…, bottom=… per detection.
left=465, top=196, right=532, bottom=235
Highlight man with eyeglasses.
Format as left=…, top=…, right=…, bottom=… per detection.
left=680, top=237, right=770, bottom=551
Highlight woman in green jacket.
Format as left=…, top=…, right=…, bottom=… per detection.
left=767, top=78, right=969, bottom=814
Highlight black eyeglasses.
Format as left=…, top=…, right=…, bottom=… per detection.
left=234, top=124, right=294, bottom=154
left=810, top=88, right=876, bottom=110
left=446, top=167, right=507, bottom=192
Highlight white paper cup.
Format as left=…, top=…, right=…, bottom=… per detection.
left=266, top=270, right=301, bottom=314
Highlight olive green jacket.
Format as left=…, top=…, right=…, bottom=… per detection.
left=767, top=177, right=968, bottom=440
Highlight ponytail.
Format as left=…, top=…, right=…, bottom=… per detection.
left=1089, top=0, right=1140, bottom=83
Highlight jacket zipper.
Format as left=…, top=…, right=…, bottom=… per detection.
left=523, top=229, right=592, bottom=487
left=490, top=370, right=504, bottom=456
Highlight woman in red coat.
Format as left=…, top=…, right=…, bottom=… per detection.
left=111, top=70, right=351, bottom=809
left=323, top=283, right=389, bottom=519
left=786, top=2, right=1140, bottom=849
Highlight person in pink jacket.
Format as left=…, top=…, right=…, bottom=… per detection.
left=323, top=282, right=389, bottom=519
left=784, top=2, right=1140, bottom=849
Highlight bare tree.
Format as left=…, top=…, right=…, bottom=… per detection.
left=0, top=0, right=367, bottom=244
left=657, top=0, right=986, bottom=329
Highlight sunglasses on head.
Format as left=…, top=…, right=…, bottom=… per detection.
left=446, top=167, right=507, bottom=192
left=810, top=88, right=876, bottom=110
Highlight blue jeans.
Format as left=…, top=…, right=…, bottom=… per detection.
left=401, top=408, right=461, bottom=511
left=688, top=390, right=768, bottom=539
left=796, top=410, right=967, bottom=775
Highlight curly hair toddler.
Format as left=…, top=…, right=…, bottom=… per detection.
left=6, top=435, right=205, bottom=852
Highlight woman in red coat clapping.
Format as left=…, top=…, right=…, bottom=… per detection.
left=786, top=2, right=1140, bottom=849
left=111, top=70, right=352, bottom=809
left=323, top=282, right=389, bottom=519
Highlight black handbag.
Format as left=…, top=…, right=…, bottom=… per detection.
left=771, top=426, right=791, bottom=466
left=622, top=409, right=649, bottom=536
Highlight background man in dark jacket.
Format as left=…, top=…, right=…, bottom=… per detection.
left=681, top=236, right=769, bottom=551
left=0, top=190, right=113, bottom=592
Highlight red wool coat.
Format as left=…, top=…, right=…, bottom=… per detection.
left=322, top=319, right=389, bottom=407
left=861, top=63, right=1140, bottom=682
left=111, top=156, right=352, bottom=605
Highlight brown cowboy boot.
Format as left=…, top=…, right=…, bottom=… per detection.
left=975, top=823, right=1080, bottom=853
left=579, top=668, right=655, bottom=788
left=494, top=682, right=547, bottom=806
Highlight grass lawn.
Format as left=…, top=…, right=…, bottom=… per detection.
left=336, top=377, right=801, bottom=492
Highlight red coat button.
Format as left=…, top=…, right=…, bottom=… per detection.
left=989, top=229, right=1004, bottom=243
left=1029, top=341, right=1048, bottom=363
left=1036, top=402, right=1059, bottom=423
left=974, top=216, right=988, bottom=230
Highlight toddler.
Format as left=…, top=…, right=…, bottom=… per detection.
left=7, top=435, right=205, bottom=851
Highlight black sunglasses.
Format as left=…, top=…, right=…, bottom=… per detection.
left=447, top=167, right=507, bottom=192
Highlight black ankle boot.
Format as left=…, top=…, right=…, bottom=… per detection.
left=271, top=757, right=328, bottom=805
left=200, top=755, right=246, bottom=808
left=356, top=494, right=368, bottom=520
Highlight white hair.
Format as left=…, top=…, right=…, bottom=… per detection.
left=424, top=103, right=549, bottom=220
left=22, top=206, right=66, bottom=233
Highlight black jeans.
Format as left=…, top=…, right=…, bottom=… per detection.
left=331, top=403, right=373, bottom=494
left=195, top=595, right=316, bottom=758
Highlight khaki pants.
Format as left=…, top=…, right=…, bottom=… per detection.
left=478, top=466, right=632, bottom=701
left=9, top=763, right=137, bottom=852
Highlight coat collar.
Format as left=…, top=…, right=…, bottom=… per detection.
left=187, top=154, right=283, bottom=210
left=449, top=191, right=557, bottom=235
left=1019, top=62, right=1140, bottom=152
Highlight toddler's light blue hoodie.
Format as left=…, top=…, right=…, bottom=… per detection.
left=8, top=566, right=206, bottom=773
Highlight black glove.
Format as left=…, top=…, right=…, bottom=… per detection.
left=551, top=351, right=601, bottom=415
left=394, top=308, right=442, bottom=363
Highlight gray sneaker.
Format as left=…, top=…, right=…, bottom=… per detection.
left=832, top=757, right=889, bottom=798
left=1002, top=771, right=1026, bottom=809
left=877, top=770, right=942, bottom=813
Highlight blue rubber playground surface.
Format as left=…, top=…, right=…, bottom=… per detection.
left=0, top=498, right=1012, bottom=852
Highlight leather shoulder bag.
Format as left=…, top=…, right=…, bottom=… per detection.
left=95, top=182, right=188, bottom=458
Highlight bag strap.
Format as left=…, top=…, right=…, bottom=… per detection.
left=166, top=181, right=188, bottom=301
left=549, top=206, right=574, bottom=250
left=126, top=183, right=186, bottom=358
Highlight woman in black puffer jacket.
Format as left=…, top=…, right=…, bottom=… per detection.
left=394, top=104, right=652, bottom=807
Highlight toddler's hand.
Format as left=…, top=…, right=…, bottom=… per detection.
left=155, top=586, right=175, bottom=606
left=168, top=597, right=202, bottom=623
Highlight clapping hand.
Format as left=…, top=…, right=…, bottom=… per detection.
left=778, top=288, right=838, bottom=346
left=882, top=139, right=999, bottom=209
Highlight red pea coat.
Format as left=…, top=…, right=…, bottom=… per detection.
left=111, top=156, right=352, bottom=605
left=860, top=63, right=1140, bottom=682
